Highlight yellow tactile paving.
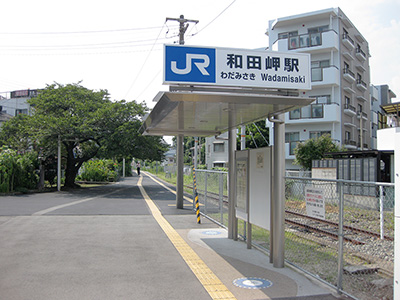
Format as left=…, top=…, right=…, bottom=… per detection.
left=138, top=176, right=237, bottom=300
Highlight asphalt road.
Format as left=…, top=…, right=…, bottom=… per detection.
left=0, top=174, right=214, bottom=300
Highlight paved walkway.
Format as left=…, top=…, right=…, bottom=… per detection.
left=0, top=172, right=347, bottom=299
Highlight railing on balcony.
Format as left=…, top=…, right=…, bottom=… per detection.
left=344, top=103, right=356, bottom=115
left=343, top=67, right=355, bottom=83
left=288, top=32, right=322, bottom=50
left=342, top=33, right=355, bottom=49
left=355, top=47, right=366, bottom=61
left=357, top=111, right=368, bottom=119
left=344, top=139, right=357, bottom=147
left=356, top=78, right=367, bottom=91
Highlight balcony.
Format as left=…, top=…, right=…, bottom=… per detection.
left=342, top=33, right=355, bottom=50
left=355, top=48, right=367, bottom=61
left=344, top=103, right=357, bottom=116
left=357, top=111, right=368, bottom=120
left=311, top=66, right=340, bottom=87
left=356, top=79, right=367, bottom=92
left=344, top=139, right=357, bottom=149
left=356, top=94, right=368, bottom=102
left=343, top=68, right=355, bottom=83
left=355, top=64, right=366, bottom=72
left=272, top=30, right=339, bottom=53
left=343, top=51, right=354, bottom=61
left=344, top=122, right=357, bottom=128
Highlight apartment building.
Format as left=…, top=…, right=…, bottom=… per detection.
left=266, top=8, right=371, bottom=170
left=370, top=84, right=397, bottom=149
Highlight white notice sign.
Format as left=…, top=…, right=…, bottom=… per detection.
left=305, top=186, right=325, bottom=220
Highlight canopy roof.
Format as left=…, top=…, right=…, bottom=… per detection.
left=381, top=102, right=400, bottom=115
left=140, top=88, right=314, bottom=137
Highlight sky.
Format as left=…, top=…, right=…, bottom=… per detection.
left=0, top=0, right=399, bottom=109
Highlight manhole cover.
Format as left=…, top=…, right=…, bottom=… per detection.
left=233, top=277, right=273, bottom=289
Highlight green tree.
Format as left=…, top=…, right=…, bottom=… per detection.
left=237, top=120, right=269, bottom=149
left=0, top=82, right=168, bottom=188
left=294, top=134, right=343, bottom=170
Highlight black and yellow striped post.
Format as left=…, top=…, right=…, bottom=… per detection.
left=192, top=166, right=201, bottom=224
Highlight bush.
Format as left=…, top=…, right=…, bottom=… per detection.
left=78, top=159, right=120, bottom=182
left=0, top=147, right=39, bottom=193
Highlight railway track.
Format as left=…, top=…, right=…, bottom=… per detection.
left=186, top=185, right=392, bottom=245
left=286, top=210, right=393, bottom=242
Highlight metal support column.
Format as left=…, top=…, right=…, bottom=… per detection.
left=176, top=134, right=184, bottom=209
left=272, top=114, right=285, bottom=268
left=228, top=111, right=237, bottom=240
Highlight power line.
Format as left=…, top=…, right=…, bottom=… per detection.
left=0, top=26, right=173, bottom=36
left=191, top=0, right=236, bottom=37
left=124, top=23, right=167, bottom=99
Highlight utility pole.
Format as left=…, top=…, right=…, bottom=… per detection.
left=166, top=15, right=199, bottom=45
left=165, top=15, right=198, bottom=209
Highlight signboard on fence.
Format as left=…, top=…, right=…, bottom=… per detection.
left=164, top=44, right=311, bottom=90
left=305, top=186, right=325, bottom=220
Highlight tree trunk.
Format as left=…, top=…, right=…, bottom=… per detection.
left=64, top=143, right=79, bottom=188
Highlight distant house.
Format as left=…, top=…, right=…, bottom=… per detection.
left=0, top=89, right=38, bottom=117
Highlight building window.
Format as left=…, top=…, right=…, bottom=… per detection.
left=213, top=142, right=224, bottom=153
left=278, top=31, right=298, bottom=39
left=285, top=132, right=299, bottom=155
left=15, top=109, right=28, bottom=115
left=311, top=63, right=322, bottom=81
left=310, top=131, right=331, bottom=139
left=345, top=131, right=351, bottom=139
left=213, top=162, right=226, bottom=168
left=289, top=108, right=300, bottom=119
left=315, top=95, right=331, bottom=105
left=345, top=96, right=350, bottom=106
left=308, top=25, right=329, bottom=34
left=378, top=112, right=387, bottom=129
left=289, top=104, right=324, bottom=119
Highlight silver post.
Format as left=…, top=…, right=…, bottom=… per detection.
left=176, top=134, right=184, bottom=209
left=337, top=180, right=344, bottom=292
left=272, top=114, right=285, bottom=268
left=228, top=109, right=237, bottom=240
left=219, top=172, right=224, bottom=224
left=380, top=185, right=384, bottom=239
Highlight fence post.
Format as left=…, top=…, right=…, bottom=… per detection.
left=219, top=172, right=224, bottom=225
left=337, top=180, right=344, bottom=292
left=204, top=172, right=208, bottom=214
left=379, top=185, right=384, bottom=240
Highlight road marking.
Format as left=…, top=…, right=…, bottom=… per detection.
left=137, top=176, right=237, bottom=300
left=32, top=186, right=131, bottom=216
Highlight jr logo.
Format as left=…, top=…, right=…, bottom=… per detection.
left=171, top=54, right=210, bottom=75
left=164, top=45, right=216, bottom=84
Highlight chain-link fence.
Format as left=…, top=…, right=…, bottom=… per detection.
left=195, top=169, right=394, bottom=300
left=285, top=177, right=394, bottom=300
left=193, top=169, right=228, bottom=225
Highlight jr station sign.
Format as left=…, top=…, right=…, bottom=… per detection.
left=163, top=44, right=311, bottom=90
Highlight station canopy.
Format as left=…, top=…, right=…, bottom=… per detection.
left=140, top=86, right=314, bottom=137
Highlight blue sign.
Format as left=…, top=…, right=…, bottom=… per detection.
left=163, top=44, right=311, bottom=90
left=164, top=45, right=216, bottom=84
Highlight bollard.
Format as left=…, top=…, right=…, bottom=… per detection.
left=192, top=166, right=201, bottom=224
